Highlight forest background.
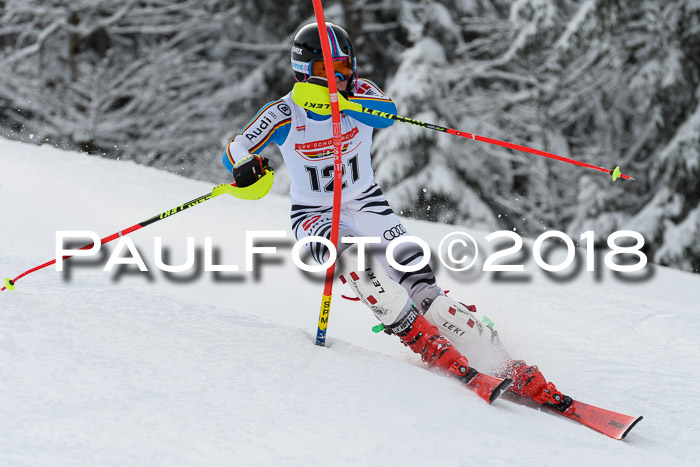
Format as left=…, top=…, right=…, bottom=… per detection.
left=1, top=0, right=699, bottom=272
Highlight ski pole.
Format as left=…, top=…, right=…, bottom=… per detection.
left=291, top=82, right=634, bottom=182
left=1, top=177, right=272, bottom=292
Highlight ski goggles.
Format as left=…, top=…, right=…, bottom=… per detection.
left=309, top=57, right=354, bottom=81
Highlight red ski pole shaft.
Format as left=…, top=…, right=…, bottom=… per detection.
left=2, top=185, right=231, bottom=292
left=360, top=108, right=633, bottom=181
left=291, top=82, right=634, bottom=182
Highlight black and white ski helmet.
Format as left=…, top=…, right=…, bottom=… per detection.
left=291, top=22, right=356, bottom=89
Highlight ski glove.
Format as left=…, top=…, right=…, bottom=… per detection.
left=232, top=154, right=272, bottom=188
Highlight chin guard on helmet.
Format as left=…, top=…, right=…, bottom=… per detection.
left=291, top=80, right=361, bottom=116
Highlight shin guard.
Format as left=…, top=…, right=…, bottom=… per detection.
left=340, top=263, right=412, bottom=326
left=424, top=295, right=509, bottom=372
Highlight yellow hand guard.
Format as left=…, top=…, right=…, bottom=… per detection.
left=211, top=169, right=274, bottom=200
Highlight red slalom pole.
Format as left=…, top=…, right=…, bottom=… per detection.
left=311, top=0, right=344, bottom=346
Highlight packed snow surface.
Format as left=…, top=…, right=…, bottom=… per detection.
left=1, top=138, right=698, bottom=466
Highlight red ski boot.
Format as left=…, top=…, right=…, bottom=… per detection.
left=388, top=306, right=471, bottom=379
left=498, top=360, right=571, bottom=410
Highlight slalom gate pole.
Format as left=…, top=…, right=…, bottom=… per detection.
left=311, top=0, right=344, bottom=347
left=291, top=82, right=634, bottom=182
left=1, top=182, right=244, bottom=292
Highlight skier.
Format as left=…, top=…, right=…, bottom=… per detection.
left=222, top=22, right=564, bottom=408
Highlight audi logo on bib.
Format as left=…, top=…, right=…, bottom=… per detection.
left=383, top=224, right=406, bottom=240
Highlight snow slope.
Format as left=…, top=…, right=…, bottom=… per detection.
left=1, top=138, right=699, bottom=466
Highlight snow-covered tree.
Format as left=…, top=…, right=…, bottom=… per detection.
left=370, top=0, right=700, bottom=272
left=2, top=0, right=699, bottom=272
left=0, top=0, right=313, bottom=182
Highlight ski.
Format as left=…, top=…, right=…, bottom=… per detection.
left=459, top=369, right=513, bottom=405
left=505, top=393, right=643, bottom=440
left=548, top=398, right=643, bottom=440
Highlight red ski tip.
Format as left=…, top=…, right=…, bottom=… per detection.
left=462, top=370, right=512, bottom=404
left=620, top=416, right=644, bottom=440
left=490, top=378, right=513, bottom=404
left=556, top=399, right=644, bottom=440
